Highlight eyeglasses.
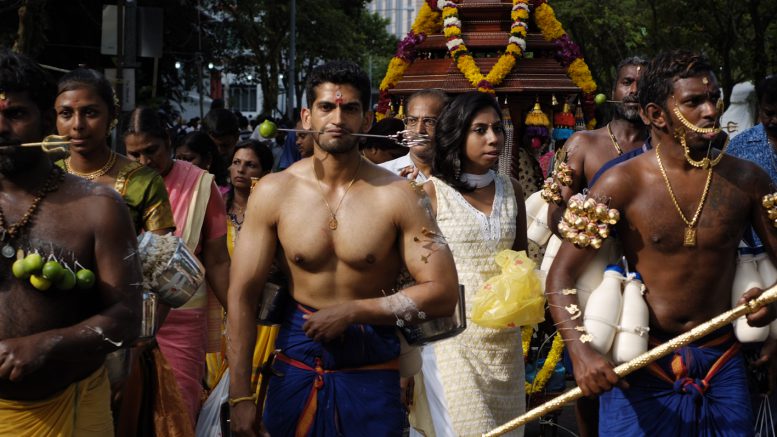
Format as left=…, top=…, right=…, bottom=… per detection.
left=405, top=116, right=438, bottom=129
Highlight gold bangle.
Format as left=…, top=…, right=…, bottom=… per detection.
left=228, top=394, right=257, bottom=407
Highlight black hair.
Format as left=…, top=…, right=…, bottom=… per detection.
left=756, top=74, right=777, bottom=105
left=0, top=49, right=56, bottom=114
left=225, top=139, right=274, bottom=210
left=360, top=118, right=405, bottom=151
left=174, top=131, right=228, bottom=186
left=202, top=108, right=239, bottom=137
left=405, top=88, right=449, bottom=112
left=124, top=106, right=170, bottom=143
left=638, top=50, right=714, bottom=112
left=57, top=68, right=117, bottom=120
left=432, top=91, right=501, bottom=192
left=305, top=60, right=371, bottom=111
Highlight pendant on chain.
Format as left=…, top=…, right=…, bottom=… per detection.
left=684, top=227, right=696, bottom=247
left=329, top=216, right=338, bottom=231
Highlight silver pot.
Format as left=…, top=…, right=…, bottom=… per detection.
left=400, top=284, right=467, bottom=346
left=139, top=290, right=158, bottom=339
left=138, top=233, right=205, bottom=308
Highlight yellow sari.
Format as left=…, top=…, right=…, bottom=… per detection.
left=205, top=220, right=280, bottom=394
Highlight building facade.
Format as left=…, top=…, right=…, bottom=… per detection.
left=368, top=0, right=424, bottom=38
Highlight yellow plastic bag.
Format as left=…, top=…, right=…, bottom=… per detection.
left=471, top=250, right=545, bottom=329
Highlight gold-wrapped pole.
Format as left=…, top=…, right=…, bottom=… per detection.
left=483, top=284, right=777, bottom=437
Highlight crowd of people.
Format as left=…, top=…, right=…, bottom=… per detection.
left=1, top=45, right=777, bottom=437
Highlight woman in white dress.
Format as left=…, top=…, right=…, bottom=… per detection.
left=423, top=91, right=528, bottom=436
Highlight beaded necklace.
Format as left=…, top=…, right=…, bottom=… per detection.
left=0, top=166, right=65, bottom=258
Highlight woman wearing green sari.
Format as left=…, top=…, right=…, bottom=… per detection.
left=54, top=68, right=174, bottom=235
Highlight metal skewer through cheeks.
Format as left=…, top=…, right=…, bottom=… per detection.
left=277, top=128, right=431, bottom=148
left=0, top=135, right=72, bottom=155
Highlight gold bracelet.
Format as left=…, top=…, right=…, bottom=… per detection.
left=228, top=394, right=258, bottom=407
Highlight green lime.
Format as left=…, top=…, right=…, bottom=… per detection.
left=12, top=259, right=30, bottom=279
left=57, top=269, right=77, bottom=291
left=76, top=269, right=96, bottom=290
left=594, top=93, right=607, bottom=105
left=42, top=260, right=64, bottom=282
left=30, top=274, right=52, bottom=291
left=258, top=120, right=278, bottom=138
left=22, top=253, right=44, bottom=274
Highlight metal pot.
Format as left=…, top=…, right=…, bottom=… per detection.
left=139, top=290, right=158, bottom=339
left=400, top=284, right=467, bottom=346
left=138, top=233, right=205, bottom=308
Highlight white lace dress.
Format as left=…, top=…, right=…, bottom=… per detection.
left=430, top=174, right=525, bottom=437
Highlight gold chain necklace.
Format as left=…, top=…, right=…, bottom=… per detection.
left=655, top=142, right=713, bottom=247
left=0, top=167, right=65, bottom=258
left=606, top=123, right=624, bottom=155
left=678, top=131, right=729, bottom=169
left=64, top=151, right=117, bottom=180
left=313, top=157, right=362, bottom=230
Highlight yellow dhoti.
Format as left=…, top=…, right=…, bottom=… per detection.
left=0, top=366, right=113, bottom=437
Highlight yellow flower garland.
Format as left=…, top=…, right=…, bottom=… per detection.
left=442, top=0, right=529, bottom=93
left=533, top=2, right=598, bottom=127
left=376, top=2, right=442, bottom=121
left=377, top=0, right=598, bottom=127
left=522, top=325, right=565, bottom=395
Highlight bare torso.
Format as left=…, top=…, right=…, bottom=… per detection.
left=274, top=159, right=423, bottom=308
left=594, top=151, right=761, bottom=336
left=0, top=177, right=121, bottom=399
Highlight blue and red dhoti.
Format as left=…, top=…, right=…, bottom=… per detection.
left=599, top=326, right=754, bottom=436
left=263, top=303, right=403, bottom=437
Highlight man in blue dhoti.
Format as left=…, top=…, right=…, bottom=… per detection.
left=546, top=50, right=777, bottom=436
left=224, top=60, right=460, bottom=437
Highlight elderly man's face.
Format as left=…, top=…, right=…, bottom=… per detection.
left=404, top=95, right=445, bottom=161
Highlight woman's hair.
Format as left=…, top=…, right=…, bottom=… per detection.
left=225, top=139, right=274, bottom=210
left=124, top=106, right=169, bottom=142
left=432, top=91, right=501, bottom=192
left=57, top=68, right=118, bottom=121
left=174, top=131, right=228, bottom=186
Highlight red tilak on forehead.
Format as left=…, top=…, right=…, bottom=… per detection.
left=335, top=89, right=343, bottom=105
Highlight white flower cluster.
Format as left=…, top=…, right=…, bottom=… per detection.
left=138, top=233, right=179, bottom=291
left=437, top=0, right=456, bottom=10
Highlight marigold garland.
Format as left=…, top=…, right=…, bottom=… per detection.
left=533, top=2, right=598, bottom=127
left=441, top=0, right=529, bottom=93
left=377, top=0, right=599, bottom=129
left=376, top=2, right=442, bottom=120
left=521, top=325, right=565, bottom=395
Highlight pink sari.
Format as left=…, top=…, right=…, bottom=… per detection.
left=155, top=160, right=221, bottom=427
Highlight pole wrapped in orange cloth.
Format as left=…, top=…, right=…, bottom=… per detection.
left=0, top=366, right=114, bottom=437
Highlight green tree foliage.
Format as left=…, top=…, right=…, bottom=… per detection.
left=204, top=0, right=397, bottom=116
left=552, top=0, right=777, bottom=107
